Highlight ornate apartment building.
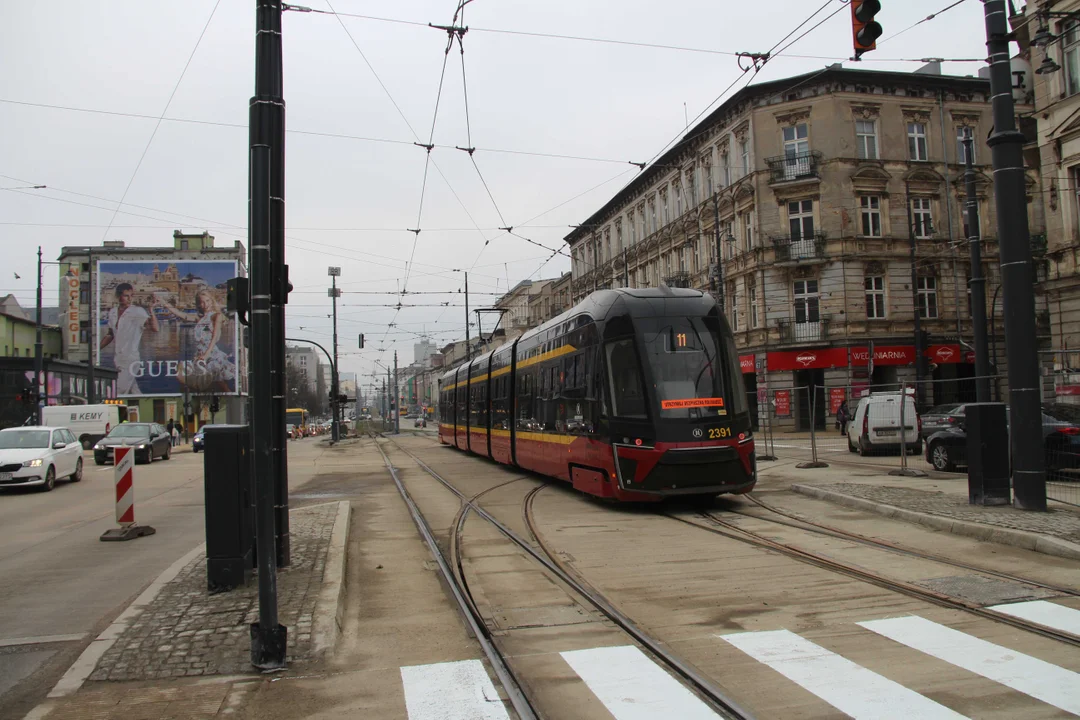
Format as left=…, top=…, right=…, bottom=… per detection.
left=566, top=65, right=1044, bottom=429
left=1016, top=1, right=1080, bottom=394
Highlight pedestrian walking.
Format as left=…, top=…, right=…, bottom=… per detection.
left=836, top=398, right=850, bottom=436
left=171, top=425, right=180, bottom=447
left=167, top=419, right=174, bottom=440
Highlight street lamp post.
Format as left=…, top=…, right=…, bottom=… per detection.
left=328, top=267, right=341, bottom=442
left=34, top=247, right=44, bottom=425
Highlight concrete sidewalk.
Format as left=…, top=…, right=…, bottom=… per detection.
left=759, top=461, right=1080, bottom=560
left=26, top=501, right=351, bottom=720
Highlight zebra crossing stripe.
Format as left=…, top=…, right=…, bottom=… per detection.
left=560, top=645, right=721, bottom=719
left=400, top=659, right=509, bottom=720
left=720, top=630, right=969, bottom=719
left=989, top=600, right=1080, bottom=637
left=859, top=615, right=1080, bottom=715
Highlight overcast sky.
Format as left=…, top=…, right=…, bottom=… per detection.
left=1, top=0, right=991, bottom=396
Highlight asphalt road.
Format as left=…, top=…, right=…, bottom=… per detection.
left=0, top=438, right=325, bottom=720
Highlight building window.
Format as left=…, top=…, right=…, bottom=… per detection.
left=917, top=276, right=938, bottom=319
left=749, top=277, right=759, bottom=329
left=1066, top=20, right=1080, bottom=97
left=783, top=123, right=809, bottom=158
left=793, top=279, right=820, bottom=324
left=788, top=199, right=814, bottom=240
left=689, top=169, right=698, bottom=205
left=638, top=207, right=646, bottom=240
left=674, top=183, right=683, bottom=217
left=865, top=276, right=886, bottom=319
left=648, top=200, right=656, bottom=234
left=912, top=197, right=933, bottom=238
left=860, top=195, right=882, bottom=237
left=907, top=122, right=928, bottom=161
left=856, top=119, right=878, bottom=159
left=1071, top=166, right=1080, bottom=229
left=705, top=160, right=714, bottom=196
left=956, top=127, right=976, bottom=165
left=661, top=191, right=669, bottom=225
left=79, top=287, right=90, bottom=305
left=743, top=212, right=754, bottom=252
left=721, top=151, right=730, bottom=186
left=740, top=139, right=750, bottom=176
left=627, top=213, right=636, bottom=244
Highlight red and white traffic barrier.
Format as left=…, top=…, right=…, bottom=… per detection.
left=100, top=447, right=156, bottom=542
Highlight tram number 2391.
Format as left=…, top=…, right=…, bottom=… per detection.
left=707, top=427, right=732, bottom=439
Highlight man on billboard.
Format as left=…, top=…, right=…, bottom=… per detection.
left=100, top=283, right=159, bottom=395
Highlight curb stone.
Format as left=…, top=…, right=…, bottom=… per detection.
left=791, top=483, right=1080, bottom=561
left=312, top=501, right=351, bottom=656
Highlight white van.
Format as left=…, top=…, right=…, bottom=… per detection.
left=847, top=392, right=921, bottom=456
left=40, top=405, right=121, bottom=450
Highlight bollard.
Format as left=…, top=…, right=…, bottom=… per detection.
left=100, top=446, right=157, bottom=541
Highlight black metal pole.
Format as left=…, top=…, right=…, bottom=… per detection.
left=965, top=130, right=992, bottom=402
left=34, top=247, right=44, bottom=424
left=907, top=181, right=927, bottom=410
left=249, top=0, right=286, bottom=669
left=983, top=0, right=1046, bottom=511
left=712, top=194, right=725, bottom=313
left=992, top=283, right=1002, bottom=401
left=267, top=0, right=290, bottom=569
left=331, top=274, right=340, bottom=442
left=394, top=350, right=400, bottom=435
left=87, top=247, right=95, bottom=405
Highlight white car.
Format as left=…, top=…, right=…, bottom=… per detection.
left=0, top=426, right=84, bottom=491
left=847, top=392, right=922, bottom=456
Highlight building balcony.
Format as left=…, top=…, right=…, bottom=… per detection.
left=777, top=315, right=830, bottom=345
left=663, top=271, right=692, bottom=288
left=765, top=151, right=822, bottom=184
left=771, top=233, right=826, bottom=263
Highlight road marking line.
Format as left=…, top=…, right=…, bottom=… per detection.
left=560, top=645, right=721, bottom=719
left=400, top=659, right=509, bottom=720
left=989, top=600, right=1080, bottom=636
left=720, top=629, right=968, bottom=719
left=0, top=634, right=86, bottom=648
left=859, top=615, right=1080, bottom=715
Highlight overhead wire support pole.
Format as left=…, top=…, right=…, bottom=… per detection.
left=329, top=267, right=341, bottom=442
left=248, top=0, right=287, bottom=670
left=965, top=129, right=992, bottom=403
left=394, top=350, right=400, bottom=435
left=982, top=0, right=1046, bottom=511
left=34, top=246, right=44, bottom=424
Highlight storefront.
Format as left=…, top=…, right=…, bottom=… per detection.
left=740, top=343, right=978, bottom=431
left=0, top=358, right=119, bottom=429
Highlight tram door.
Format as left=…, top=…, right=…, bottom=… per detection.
left=794, top=369, right=826, bottom=431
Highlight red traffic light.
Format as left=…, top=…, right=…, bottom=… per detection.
left=851, top=0, right=882, bottom=59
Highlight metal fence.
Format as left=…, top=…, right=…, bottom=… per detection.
left=748, top=375, right=1079, bottom=507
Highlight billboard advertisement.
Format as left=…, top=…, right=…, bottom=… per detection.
left=96, top=260, right=239, bottom=397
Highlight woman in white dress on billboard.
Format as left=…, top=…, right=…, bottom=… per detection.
left=158, top=289, right=235, bottom=393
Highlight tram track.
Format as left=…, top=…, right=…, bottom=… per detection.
left=375, top=433, right=755, bottom=720
left=665, top=506, right=1080, bottom=650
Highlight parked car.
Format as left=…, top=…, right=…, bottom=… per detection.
left=925, top=408, right=1080, bottom=475
left=0, top=426, right=83, bottom=491
left=919, top=403, right=965, bottom=439
left=847, top=392, right=922, bottom=456
left=93, top=423, right=172, bottom=465
left=192, top=424, right=229, bottom=453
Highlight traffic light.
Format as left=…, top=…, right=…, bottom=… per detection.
left=226, top=277, right=250, bottom=324
left=210, top=396, right=220, bottom=414
left=338, top=394, right=349, bottom=405
left=851, top=0, right=882, bottom=59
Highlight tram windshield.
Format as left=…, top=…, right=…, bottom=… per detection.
left=639, top=317, right=730, bottom=419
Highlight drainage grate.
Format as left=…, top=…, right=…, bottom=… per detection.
left=912, top=575, right=1060, bottom=606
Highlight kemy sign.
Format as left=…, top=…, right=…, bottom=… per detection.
left=661, top=397, right=725, bottom=409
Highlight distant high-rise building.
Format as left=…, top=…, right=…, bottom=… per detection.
left=413, top=339, right=436, bottom=364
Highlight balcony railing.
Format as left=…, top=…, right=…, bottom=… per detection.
left=765, top=150, right=822, bottom=183
left=663, top=271, right=692, bottom=288
left=772, top=233, right=826, bottom=262
left=777, top=315, right=830, bottom=344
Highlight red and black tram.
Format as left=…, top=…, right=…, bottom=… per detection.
left=438, top=287, right=756, bottom=501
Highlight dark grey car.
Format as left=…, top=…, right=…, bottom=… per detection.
left=93, top=423, right=172, bottom=465
left=919, top=403, right=964, bottom=440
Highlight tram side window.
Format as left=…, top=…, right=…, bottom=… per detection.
left=605, top=340, right=647, bottom=418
